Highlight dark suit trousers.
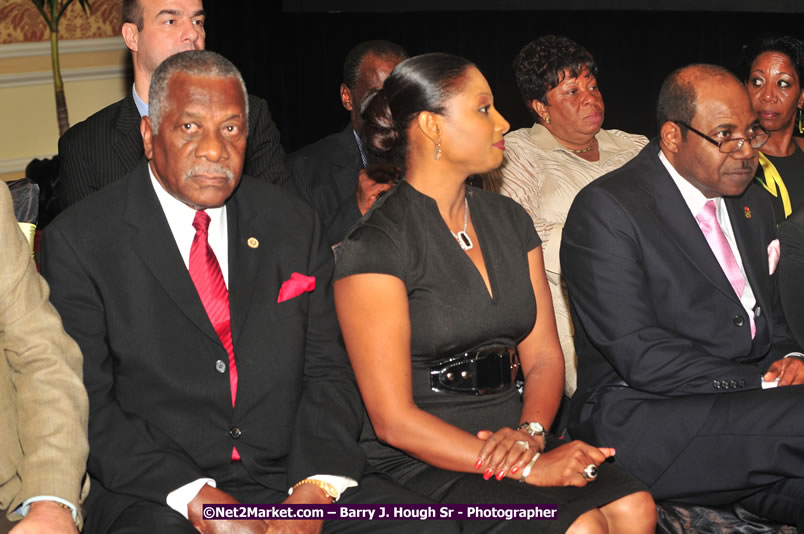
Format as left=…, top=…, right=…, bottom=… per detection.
left=105, top=463, right=459, bottom=534
left=646, top=385, right=804, bottom=528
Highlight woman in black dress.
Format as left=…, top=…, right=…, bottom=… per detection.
left=333, top=53, right=655, bottom=533
left=741, top=35, right=804, bottom=222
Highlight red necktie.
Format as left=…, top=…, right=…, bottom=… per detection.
left=696, top=200, right=756, bottom=338
left=189, top=210, right=240, bottom=460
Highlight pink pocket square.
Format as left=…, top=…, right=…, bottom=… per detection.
left=277, top=272, right=316, bottom=303
left=768, top=239, right=780, bottom=275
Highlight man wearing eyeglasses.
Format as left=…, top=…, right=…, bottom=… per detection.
left=561, top=63, right=804, bottom=528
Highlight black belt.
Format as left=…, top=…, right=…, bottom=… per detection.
left=429, top=344, right=520, bottom=395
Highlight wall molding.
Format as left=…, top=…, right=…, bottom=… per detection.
left=0, top=155, right=54, bottom=175
left=0, top=37, right=125, bottom=59
left=0, top=64, right=127, bottom=88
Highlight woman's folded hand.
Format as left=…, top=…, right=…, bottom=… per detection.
left=474, top=427, right=544, bottom=481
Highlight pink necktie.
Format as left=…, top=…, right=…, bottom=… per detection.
left=696, top=200, right=755, bottom=338
left=189, top=210, right=240, bottom=460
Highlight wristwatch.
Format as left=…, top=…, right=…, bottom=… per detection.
left=517, top=421, right=545, bottom=437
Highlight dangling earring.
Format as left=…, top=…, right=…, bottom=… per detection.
left=543, top=115, right=551, bottom=124
left=434, top=142, right=442, bottom=160
left=797, top=107, right=803, bottom=135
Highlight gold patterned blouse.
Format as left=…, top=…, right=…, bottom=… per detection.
left=487, top=123, right=648, bottom=396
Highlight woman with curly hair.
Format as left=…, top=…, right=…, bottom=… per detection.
left=740, top=34, right=804, bottom=222
left=486, top=35, right=648, bottom=397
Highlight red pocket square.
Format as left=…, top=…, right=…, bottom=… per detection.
left=277, top=272, right=316, bottom=303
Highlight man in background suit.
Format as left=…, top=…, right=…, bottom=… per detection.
left=57, top=0, right=292, bottom=210
left=289, top=40, right=407, bottom=244
left=43, top=50, right=455, bottom=534
left=0, top=181, right=88, bottom=533
left=561, top=64, right=804, bottom=527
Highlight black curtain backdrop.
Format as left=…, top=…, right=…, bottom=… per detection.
left=202, top=2, right=804, bottom=153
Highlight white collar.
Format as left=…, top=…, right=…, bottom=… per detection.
left=147, top=163, right=229, bottom=282
left=658, top=149, right=719, bottom=218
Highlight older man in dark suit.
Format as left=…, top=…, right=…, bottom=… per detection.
left=56, top=0, right=292, bottom=210
left=289, top=40, right=407, bottom=244
left=561, top=64, right=804, bottom=528
left=43, top=51, right=454, bottom=534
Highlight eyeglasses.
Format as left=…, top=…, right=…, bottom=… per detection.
left=674, top=121, right=769, bottom=153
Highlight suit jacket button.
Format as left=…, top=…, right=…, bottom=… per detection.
left=713, top=380, right=721, bottom=389
left=733, top=316, right=745, bottom=327
left=739, top=379, right=745, bottom=387
left=722, top=381, right=730, bottom=389
left=730, top=380, right=738, bottom=389
left=215, top=360, right=226, bottom=373
left=229, top=427, right=241, bottom=439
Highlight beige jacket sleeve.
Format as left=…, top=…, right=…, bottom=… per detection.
left=0, top=182, right=89, bottom=527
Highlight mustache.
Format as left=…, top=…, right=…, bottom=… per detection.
left=185, top=165, right=235, bottom=180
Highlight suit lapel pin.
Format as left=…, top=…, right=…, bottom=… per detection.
left=744, top=206, right=752, bottom=219
left=247, top=237, right=259, bottom=249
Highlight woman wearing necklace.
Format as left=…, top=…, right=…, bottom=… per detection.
left=741, top=35, right=804, bottom=223
left=750, top=36, right=804, bottom=367
left=485, top=35, right=647, bottom=397
left=334, top=53, right=655, bottom=534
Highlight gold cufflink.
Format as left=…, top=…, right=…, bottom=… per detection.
left=247, top=237, right=259, bottom=249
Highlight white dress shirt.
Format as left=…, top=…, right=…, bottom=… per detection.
left=149, top=165, right=229, bottom=284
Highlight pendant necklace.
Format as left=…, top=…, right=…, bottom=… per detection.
left=450, top=197, right=474, bottom=251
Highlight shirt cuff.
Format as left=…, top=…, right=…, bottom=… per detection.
left=166, top=478, right=216, bottom=519
left=20, top=496, right=78, bottom=525
left=761, top=376, right=780, bottom=389
left=784, top=352, right=804, bottom=360
left=288, top=475, right=358, bottom=502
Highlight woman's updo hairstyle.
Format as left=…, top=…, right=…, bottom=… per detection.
left=739, top=34, right=804, bottom=86
left=362, top=53, right=475, bottom=173
left=513, top=35, right=598, bottom=117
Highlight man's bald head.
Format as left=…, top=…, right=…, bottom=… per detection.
left=656, top=64, right=741, bottom=136
left=657, top=63, right=762, bottom=198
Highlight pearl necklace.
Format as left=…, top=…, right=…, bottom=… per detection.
left=450, top=197, right=473, bottom=251
left=571, top=140, right=596, bottom=154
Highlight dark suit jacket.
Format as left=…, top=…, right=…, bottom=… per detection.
left=57, top=93, right=293, bottom=210
left=560, top=140, right=798, bottom=487
left=41, top=161, right=366, bottom=533
left=778, top=208, right=804, bottom=348
left=288, top=125, right=363, bottom=244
